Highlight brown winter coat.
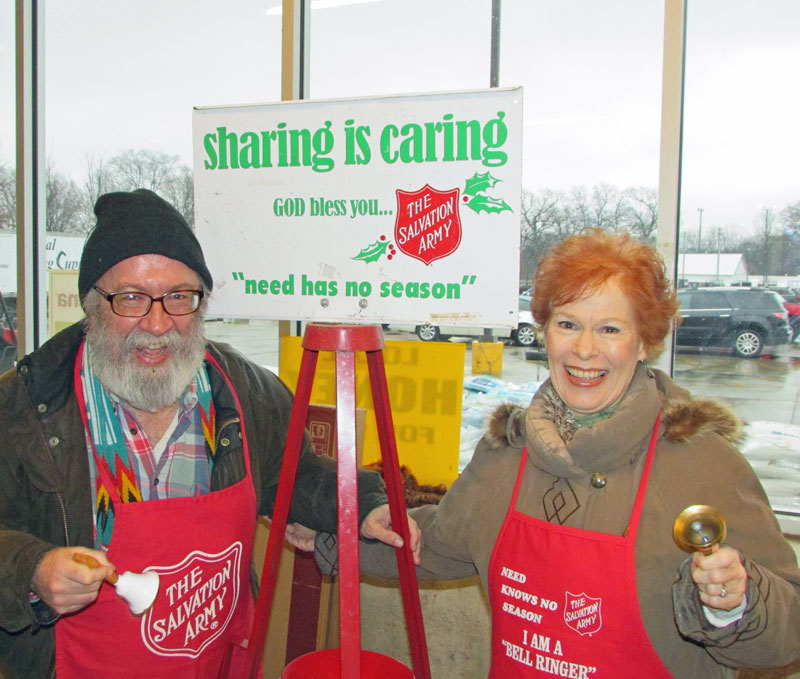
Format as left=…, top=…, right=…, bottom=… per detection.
left=349, top=363, right=800, bottom=678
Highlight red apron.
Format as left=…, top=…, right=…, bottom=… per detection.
left=57, top=350, right=256, bottom=679
left=488, top=416, right=674, bottom=678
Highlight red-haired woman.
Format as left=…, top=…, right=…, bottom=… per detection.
left=318, top=228, right=800, bottom=677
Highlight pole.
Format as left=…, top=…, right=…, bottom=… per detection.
left=490, top=0, right=501, bottom=88
left=654, top=0, right=687, bottom=377
left=697, top=207, right=703, bottom=252
left=763, top=208, right=770, bottom=285
left=16, top=0, right=48, bottom=354
left=483, top=0, right=501, bottom=342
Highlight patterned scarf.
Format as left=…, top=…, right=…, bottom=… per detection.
left=539, top=381, right=622, bottom=443
left=80, top=345, right=216, bottom=548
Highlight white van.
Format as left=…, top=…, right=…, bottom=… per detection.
left=389, top=295, right=538, bottom=346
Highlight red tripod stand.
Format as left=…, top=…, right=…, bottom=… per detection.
left=244, top=324, right=431, bottom=679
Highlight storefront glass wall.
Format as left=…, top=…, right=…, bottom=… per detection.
left=0, top=0, right=16, bottom=370
left=2, top=0, right=797, bottom=525
left=679, top=1, right=800, bottom=530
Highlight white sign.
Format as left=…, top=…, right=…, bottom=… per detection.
left=193, top=88, right=522, bottom=327
left=48, top=269, right=83, bottom=336
left=0, top=233, right=86, bottom=295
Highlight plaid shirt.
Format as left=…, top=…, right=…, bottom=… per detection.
left=87, top=379, right=211, bottom=503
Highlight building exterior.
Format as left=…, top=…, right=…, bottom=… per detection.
left=677, top=253, right=748, bottom=287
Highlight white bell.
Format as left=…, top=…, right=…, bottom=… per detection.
left=72, top=553, right=160, bottom=616
left=113, top=570, right=161, bottom=616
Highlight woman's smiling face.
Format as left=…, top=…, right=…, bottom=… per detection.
left=544, top=277, right=647, bottom=415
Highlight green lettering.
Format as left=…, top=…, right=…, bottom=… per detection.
left=203, top=133, right=218, bottom=169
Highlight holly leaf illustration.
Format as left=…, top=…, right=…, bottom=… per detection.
left=465, top=195, right=513, bottom=214
left=464, top=171, right=502, bottom=197
left=352, top=239, right=391, bottom=263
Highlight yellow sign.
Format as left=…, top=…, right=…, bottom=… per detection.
left=279, top=337, right=464, bottom=487
left=48, top=270, right=83, bottom=336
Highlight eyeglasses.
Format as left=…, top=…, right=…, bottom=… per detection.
left=93, top=285, right=204, bottom=317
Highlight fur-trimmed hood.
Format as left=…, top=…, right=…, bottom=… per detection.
left=659, top=397, right=743, bottom=444
left=486, top=368, right=744, bottom=452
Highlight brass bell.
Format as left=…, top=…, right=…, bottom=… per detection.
left=672, top=505, right=727, bottom=555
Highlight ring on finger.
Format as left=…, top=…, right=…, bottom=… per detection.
left=720, top=584, right=727, bottom=598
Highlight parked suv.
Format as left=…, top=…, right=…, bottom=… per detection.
left=676, top=287, right=792, bottom=358
left=765, top=287, right=800, bottom=340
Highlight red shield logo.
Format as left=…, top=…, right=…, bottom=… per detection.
left=140, top=542, right=242, bottom=658
left=394, top=185, right=462, bottom=265
left=563, top=591, right=603, bottom=636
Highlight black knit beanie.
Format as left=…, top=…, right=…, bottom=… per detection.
left=78, top=189, right=213, bottom=303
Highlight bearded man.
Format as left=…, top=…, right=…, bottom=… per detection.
left=0, top=189, right=414, bottom=679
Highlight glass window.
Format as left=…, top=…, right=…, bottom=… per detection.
left=39, top=0, right=283, bottom=350
left=0, top=0, right=17, bottom=371
left=680, top=0, right=800, bottom=527
left=310, top=1, right=490, bottom=99
left=6, top=0, right=796, bottom=527
left=45, top=1, right=282, bottom=193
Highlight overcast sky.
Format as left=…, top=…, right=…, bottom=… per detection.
left=1, top=0, right=798, bottom=238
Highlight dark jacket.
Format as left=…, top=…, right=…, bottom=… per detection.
left=0, top=321, right=386, bottom=679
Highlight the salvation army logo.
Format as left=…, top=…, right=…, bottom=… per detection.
left=140, top=542, right=242, bottom=658
left=563, top=591, right=603, bottom=636
left=394, top=184, right=462, bottom=265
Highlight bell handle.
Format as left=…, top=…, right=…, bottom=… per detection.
left=72, top=551, right=119, bottom=585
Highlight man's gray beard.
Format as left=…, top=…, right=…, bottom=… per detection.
left=85, top=306, right=207, bottom=413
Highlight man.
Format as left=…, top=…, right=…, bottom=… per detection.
left=0, top=189, right=415, bottom=678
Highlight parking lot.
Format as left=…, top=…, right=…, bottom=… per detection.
left=206, top=318, right=800, bottom=538
left=204, top=319, right=800, bottom=427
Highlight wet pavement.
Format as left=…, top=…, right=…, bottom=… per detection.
left=204, top=318, right=800, bottom=427
left=204, top=318, right=800, bottom=539
left=672, top=349, right=800, bottom=425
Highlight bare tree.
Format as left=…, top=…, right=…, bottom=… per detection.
left=591, top=183, right=627, bottom=230
left=743, top=206, right=778, bottom=281
left=80, top=149, right=195, bottom=228
left=46, top=160, right=86, bottom=232
left=0, top=157, right=93, bottom=233
left=567, top=186, right=594, bottom=231
left=82, top=153, right=115, bottom=221
left=519, top=189, right=562, bottom=284
left=623, top=186, right=658, bottom=243
left=519, top=183, right=664, bottom=284
left=108, top=149, right=180, bottom=194
left=783, top=200, right=800, bottom=235
left=563, top=184, right=629, bottom=234
left=160, top=164, right=195, bottom=228
left=716, top=227, right=745, bottom=252
left=0, top=159, right=15, bottom=231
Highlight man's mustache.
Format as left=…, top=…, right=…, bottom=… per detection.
left=123, top=329, right=184, bottom=354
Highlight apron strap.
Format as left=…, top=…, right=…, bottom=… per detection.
left=203, top=351, right=252, bottom=479
left=625, top=414, right=662, bottom=541
left=510, top=413, right=662, bottom=540
left=504, top=446, right=529, bottom=523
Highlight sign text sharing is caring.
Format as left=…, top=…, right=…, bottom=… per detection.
left=202, top=112, right=509, bottom=173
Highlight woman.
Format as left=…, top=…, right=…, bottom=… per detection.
left=321, top=228, right=800, bottom=677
